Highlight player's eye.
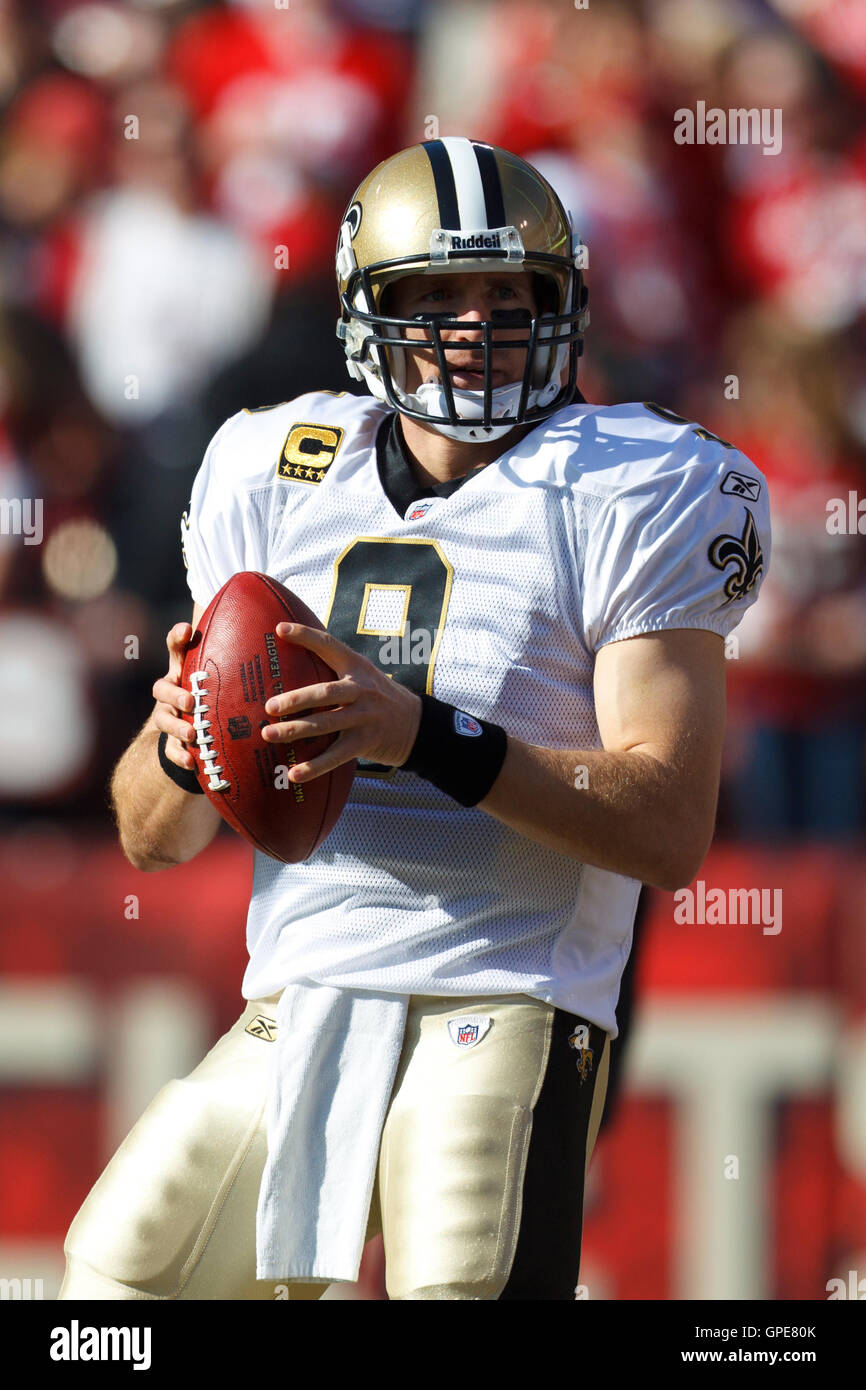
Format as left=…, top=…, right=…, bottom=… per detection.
left=410, top=288, right=451, bottom=315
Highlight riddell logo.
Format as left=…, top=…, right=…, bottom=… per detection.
left=451, top=232, right=501, bottom=250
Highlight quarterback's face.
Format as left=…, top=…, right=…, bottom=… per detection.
left=385, top=270, right=538, bottom=394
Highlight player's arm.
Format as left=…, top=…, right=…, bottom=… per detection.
left=476, top=628, right=726, bottom=891
left=111, top=603, right=222, bottom=872
left=261, top=623, right=726, bottom=893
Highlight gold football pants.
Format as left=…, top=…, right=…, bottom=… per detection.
left=59, top=992, right=609, bottom=1301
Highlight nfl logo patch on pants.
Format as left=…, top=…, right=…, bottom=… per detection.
left=447, top=1015, right=492, bottom=1048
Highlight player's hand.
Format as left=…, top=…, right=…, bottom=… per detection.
left=261, top=623, right=422, bottom=781
left=151, top=622, right=197, bottom=770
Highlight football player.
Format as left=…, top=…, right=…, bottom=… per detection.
left=60, top=138, right=770, bottom=1301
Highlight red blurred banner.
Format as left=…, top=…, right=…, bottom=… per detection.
left=0, top=831, right=863, bottom=1300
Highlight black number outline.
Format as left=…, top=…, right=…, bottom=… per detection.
left=323, top=535, right=454, bottom=776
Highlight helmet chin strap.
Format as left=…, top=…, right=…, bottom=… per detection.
left=418, top=417, right=518, bottom=443
left=355, top=357, right=562, bottom=442
left=403, top=379, right=525, bottom=441
left=402, top=375, right=562, bottom=442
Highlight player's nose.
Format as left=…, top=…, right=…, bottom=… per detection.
left=445, top=305, right=485, bottom=341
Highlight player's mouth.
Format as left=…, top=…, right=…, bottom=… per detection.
left=425, top=367, right=507, bottom=390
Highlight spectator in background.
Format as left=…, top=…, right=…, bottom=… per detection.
left=0, top=0, right=863, bottom=851
left=692, top=310, right=866, bottom=842
left=66, top=77, right=272, bottom=430
left=690, top=25, right=866, bottom=841
left=423, top=0, right=866, bottom=840
left=0, top=0, right=863, bottom=1305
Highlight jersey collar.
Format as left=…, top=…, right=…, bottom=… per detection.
left=375, top=413, right=480, bottom=521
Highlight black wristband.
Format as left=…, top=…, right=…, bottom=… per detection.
left=401, top=695, right=507, bottom=807
left=157, top=731, right=204, bottom=794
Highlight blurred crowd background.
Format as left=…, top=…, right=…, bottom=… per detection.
left=0, top=0, right=864, bottom=1305
left=0, top=0, right=864, bottom=837
left=1, top=0, right=865, bottom=838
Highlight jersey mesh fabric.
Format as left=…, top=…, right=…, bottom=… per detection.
left=239, top=476, right=620, bottom=1023
left=182, top=392, right=770, bottom=1035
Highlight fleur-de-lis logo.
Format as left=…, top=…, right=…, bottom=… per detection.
left=708, top=508, right=764, bottom=603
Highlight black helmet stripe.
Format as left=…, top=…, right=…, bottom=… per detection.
left=423, top=140, right=461, bottom=230
left=472, top=142, right=507, bottom=230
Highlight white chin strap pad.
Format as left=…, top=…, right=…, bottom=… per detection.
left=410, top=382, right=516, bottom=441
left=354, top=364, right=562, bottom=443
left=404, top=378, right=561, bottom=441
left=394, top=381, right=520, bottom=441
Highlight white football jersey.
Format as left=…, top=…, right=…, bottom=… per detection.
left=181, top=391, right=770, bottom=1036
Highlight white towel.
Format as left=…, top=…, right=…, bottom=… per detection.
left=255, top=980, right=409, bottom=1282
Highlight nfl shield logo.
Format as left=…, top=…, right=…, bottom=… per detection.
left=447, top=1015, right=492, bottom=1048
left=406, top=500, right=433, bottom=521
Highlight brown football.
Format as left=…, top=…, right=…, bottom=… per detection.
left=180, top=571, right=355, bottom=862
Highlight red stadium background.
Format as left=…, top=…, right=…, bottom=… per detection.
left=2, top=835, right=864, bottom=1299
left=1, top=0, right=864, bottom=1301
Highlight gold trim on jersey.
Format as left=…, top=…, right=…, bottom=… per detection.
left=323, top=535, right=454, bottom=696
left=244, top=393, right=346, bottom=414
left=357, top=582, right=412, bottom=636
left=277, top=424, right=345, bottom=485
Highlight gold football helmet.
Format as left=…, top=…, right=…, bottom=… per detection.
left=336, top=138, right=589, bottom=441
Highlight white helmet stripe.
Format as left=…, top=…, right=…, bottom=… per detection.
left=439, top=136, right=489, bottom=229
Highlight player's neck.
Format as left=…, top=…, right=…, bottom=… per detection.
left=397, top=413, right=534, bottom=486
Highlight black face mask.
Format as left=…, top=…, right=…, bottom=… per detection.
left=412, top=309, right=533, bottom=325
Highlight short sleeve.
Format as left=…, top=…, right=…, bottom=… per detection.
left=181, top=415, right=267, bottom=608
left=582, top=443, right=771, bottom=652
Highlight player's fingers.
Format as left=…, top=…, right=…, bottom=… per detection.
left=275, top=622, right=360, bottom=676
left=287, top=731, right=364, bottom=782
left=165, top=622, right=194, bottom=680
left=153, top=703, right=196, bottom=746
left=152, top=677, right=195, bottom=714
left=166, top=620, right=193, bottom=645
left=163, top=732, right=197, bottom=771
left=165, top=621, right=193, bottom=654
left=264, top=677, right=358, bottom=716
left=261, top=707, right=357, bottom=743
